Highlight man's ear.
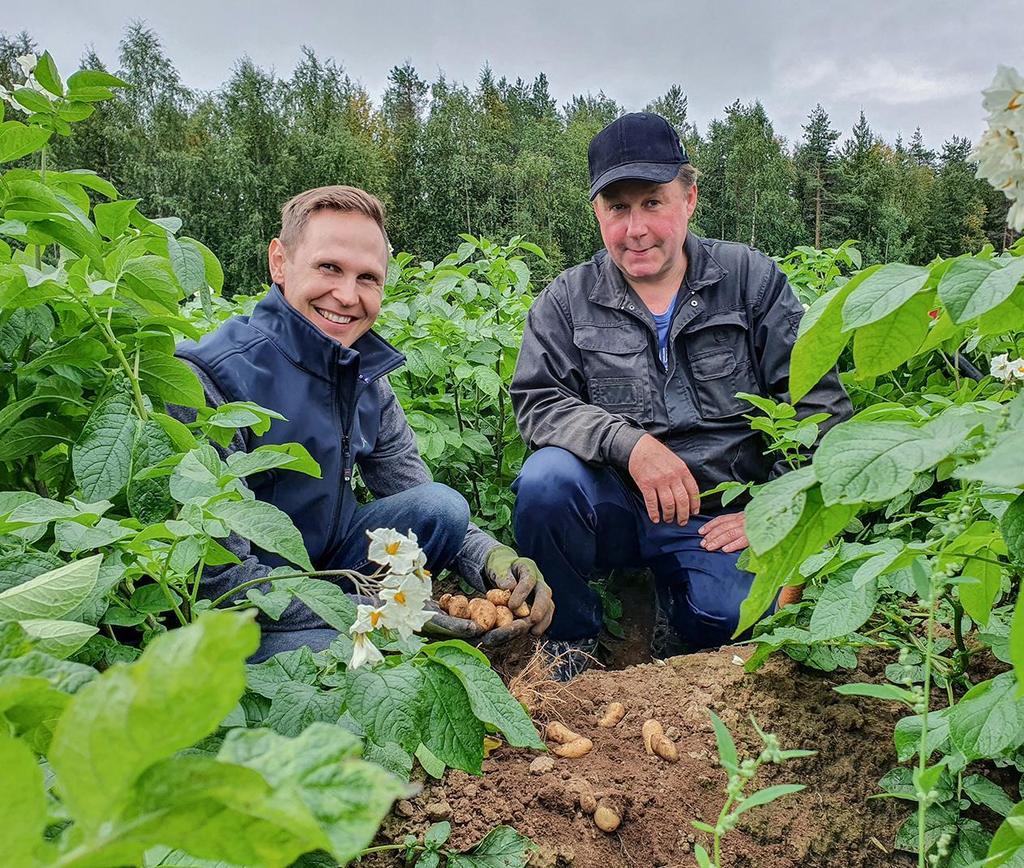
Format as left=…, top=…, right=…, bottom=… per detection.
left=268, top=238, right=287, bottom=285
left=686, top=183, right=698, bottom=217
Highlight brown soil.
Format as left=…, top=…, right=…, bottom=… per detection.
left=373, top=646, right=917, bottom=868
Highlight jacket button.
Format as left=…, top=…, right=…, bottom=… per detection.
left=690, top=299, right=698, bottom=307
left=628, top=303, right=635, bottom=310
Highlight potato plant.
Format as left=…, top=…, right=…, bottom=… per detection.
left=0, top=52, right=539, bottom=867
left=375, top=236, right=542, bottom=539
left=742, top=240, right=1024, bottom=866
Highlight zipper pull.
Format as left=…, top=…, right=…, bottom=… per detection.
left=342, top=434, right=352, bottom=482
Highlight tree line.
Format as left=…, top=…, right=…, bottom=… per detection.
left=1, top=25, right=1014, bottom=293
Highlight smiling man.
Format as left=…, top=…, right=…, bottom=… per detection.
left=176, top=186, right=553, bottom=661
left=510, top=114, right=851, bottom=680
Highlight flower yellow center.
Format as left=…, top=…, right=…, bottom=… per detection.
left=386, top=541, right=401, bottom=555
left=394, top=591, right=406, bottom=605
left=370, top=610, right=382, bottom=627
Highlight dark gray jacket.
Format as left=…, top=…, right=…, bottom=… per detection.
left=510, top=233, right=851, bottom=503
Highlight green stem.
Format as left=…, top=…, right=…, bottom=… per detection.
left=949, top=596, right=969, bottom=672
left=158, top=541, right=188, bottom=627
left=190, top=554, right=207, bottom=608
left=358, top=843, right=420, bottom=857
left=68, top=290, right=149, bottom=421
left=209, top=568, right=367, bottom=609
left=35, top=146, right=47, bottom=270
left=917, top=575, right=939, bottom=868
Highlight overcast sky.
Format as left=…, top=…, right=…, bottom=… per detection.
left=11, top=0, right=1022, bottom=152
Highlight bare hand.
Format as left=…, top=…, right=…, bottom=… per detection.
left=627, top=434, right=701, bottom=525
left=698, top=512, right=748, bottom=553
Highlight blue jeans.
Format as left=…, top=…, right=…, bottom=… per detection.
left=512, top=447, right=756, bottom=648
left=253, top=481, right=470, bottom=662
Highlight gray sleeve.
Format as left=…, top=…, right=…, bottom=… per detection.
left=510, top=289, right=646, bottom=468
left=752, top=264, right=853, bottom=479
left=167, top=362, right=275, bottom=605
left=359, top=378, right=500, bottom=589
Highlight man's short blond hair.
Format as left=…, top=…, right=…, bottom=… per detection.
left=278, top=185, right=390, bottom=254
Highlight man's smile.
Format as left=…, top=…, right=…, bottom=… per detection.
left=314, top=307, right=355, bottom=325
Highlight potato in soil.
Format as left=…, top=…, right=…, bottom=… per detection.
left=546, top=721, right=582, bottom=744
left=552, top=736, right=593, bottom=758
left=598, top=701, right=625, bottom=727
left=642, top=718, right=663, bottom=754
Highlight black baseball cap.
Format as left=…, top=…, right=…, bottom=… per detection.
left=588, top=112, right=690, bottom=200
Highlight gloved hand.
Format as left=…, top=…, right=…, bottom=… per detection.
left=420, top=546, right=554, bottom=647
left=483, top=545, right=554, bottom=638
left=421, top=598, right=532, bottom=647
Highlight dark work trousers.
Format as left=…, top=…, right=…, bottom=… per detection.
left=512, top=446, right=756, bottom=646
left=252, top=481, right=470, bottom=662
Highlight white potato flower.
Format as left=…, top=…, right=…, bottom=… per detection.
left=990, top=353, right=1024, bottom=383
left=379, top=573, right=433, bottom=639
left=16, top=54, right=36, bottom=78
left=982, top=65, right=1024, bottom=133
left=973, top=66, right=1024, bottom=231
left=348, top=604, right=386, bottom=669
left=366, top=527, right=423, bottom=574
left=349, top=630, right=385, bottom=669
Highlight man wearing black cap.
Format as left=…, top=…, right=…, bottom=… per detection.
left=509, top=113, right=851, bottom=679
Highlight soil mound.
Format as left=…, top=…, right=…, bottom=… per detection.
left=377, top=647, right=915, bottom=867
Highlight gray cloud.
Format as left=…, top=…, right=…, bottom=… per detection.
left=12, top=0, right=1021, bottom=151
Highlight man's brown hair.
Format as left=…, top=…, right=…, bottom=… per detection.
left=677, top=162, right=700, bottom=191
left=278, top=185, right=390, bottom=254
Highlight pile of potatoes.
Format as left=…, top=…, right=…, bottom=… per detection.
left=437, top=589, right=530, bottom=630
left=539, top=702, right=680, bottom=834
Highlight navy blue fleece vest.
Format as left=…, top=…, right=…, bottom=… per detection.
left=177, top=285, right=404, bottom=568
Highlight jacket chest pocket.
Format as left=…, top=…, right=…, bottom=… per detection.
left=683, top=310, right=759, bottom=420
left=573, top=324, right=651, bottom=421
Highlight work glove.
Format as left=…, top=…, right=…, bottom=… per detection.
left=483, top=544, right=555, bottom=638
left=421, top=546, right=555, bottom=648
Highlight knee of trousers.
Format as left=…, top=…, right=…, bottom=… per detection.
left=514, top=446, right=597, bottom=512
left=417, top=481, right=471, bottom=535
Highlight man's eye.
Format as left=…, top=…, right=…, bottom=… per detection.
left=320, top=263, right=339, bottom=272
left=359, top=274, right=380, bottom=284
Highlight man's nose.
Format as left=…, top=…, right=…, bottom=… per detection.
left=331, top=279, right=359, bottom=306
left=626, top=208, right=647, bottom=237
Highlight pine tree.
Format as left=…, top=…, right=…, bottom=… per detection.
left=645, top=84, right=691, bottom=143
left=794, top=104, right=840, bottom=247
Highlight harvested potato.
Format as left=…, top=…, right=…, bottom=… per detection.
left=597, top=701, right=625, bottom=728
left=642, top=719, right=663, bottom=755
left=447, top=595, right=469, bottom=619
left=552, top=736, right=593, bottom=758
left=546, top=721, right=581, bottom=744
left=494, top=605, right=514, bottom=628
left=652, top=734, right=679, bottom=762
left=594, top=799, right=621, bottom=832
left=467, top=598, right=498, bottom=630
left=568, top=779, right=597, bottom=814
left=438, top=593, right=453, bottom=611
left=513, top=603, right=530, bottom=618
left=486, top=588, right=512, bottom=607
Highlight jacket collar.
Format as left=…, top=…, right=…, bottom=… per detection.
left=248, top=284, right=405, bottom=383
left=587, top=232, right=728, bottom=308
